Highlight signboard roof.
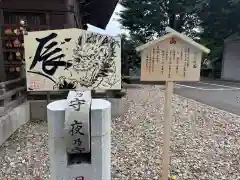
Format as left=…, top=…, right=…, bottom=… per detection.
left=136, top=27, right=210, bottom=54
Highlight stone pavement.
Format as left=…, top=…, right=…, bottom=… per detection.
left=175, top=81, right=240, bottom=115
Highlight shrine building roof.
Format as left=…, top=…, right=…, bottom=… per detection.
left=84, top=0, right=119, bottom=29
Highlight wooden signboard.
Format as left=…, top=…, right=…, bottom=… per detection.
left=137, top=27, right=210, bottom=82
left=140, top=38, right=202, bottom=81
left=24, top=28, right=121, bottom=91
left=136, top=27, right=210, bottom=180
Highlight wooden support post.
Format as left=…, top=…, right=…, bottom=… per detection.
left=46, top=92, right=51, bottom=121
left=45, top=12, right=51, bottom=30
left=162, top=81, right=174, bottom=180
left=47, top=92, right=51, bottom=105
left=0, top=9, right=6, bottom=82
left=65, top=0, right=75, bottom=28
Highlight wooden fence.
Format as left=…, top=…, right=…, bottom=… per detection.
left=0, top=77, right=127, bottom=117
left=0, top=77, right=26, bottom=116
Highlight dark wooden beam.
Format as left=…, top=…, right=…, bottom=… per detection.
left=0, top=9, right=6, bottom=82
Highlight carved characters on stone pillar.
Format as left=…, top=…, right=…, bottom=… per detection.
left=65, top=91, right=91, bottom=154
left=69, top=120, right=86, bottom=153
left=69, top=120, right=84, bottom=136
left=69, top=98, right=86, bottom=111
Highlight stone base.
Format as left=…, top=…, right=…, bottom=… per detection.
left=47, top=99, right=111, bottom=180
left=29, top=100, right=53, bottom=121
left=105, top=98, right=123, bottom=119
left=0, top=101, right=30, bottom=146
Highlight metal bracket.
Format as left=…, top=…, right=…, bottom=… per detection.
left=65, top=90, right=91, bottom=154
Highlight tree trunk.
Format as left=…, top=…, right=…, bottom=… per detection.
left=169, top=13, right=176, bottom=29
left=168, top=0, right=177, bottom=29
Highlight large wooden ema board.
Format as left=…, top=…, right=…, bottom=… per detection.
left=140, top=36, right=202, bottom=82
left=24, top=28, right=121, bottom=91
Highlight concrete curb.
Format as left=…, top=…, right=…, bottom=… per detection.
left=0, top=101, right=30, bottom=146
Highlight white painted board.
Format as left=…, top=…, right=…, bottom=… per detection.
left=24, top=28, right=121, bottom=91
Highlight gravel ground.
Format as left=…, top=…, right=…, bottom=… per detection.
left=1, top=85, right=240, bottom=180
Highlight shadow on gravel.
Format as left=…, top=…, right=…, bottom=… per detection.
left=123, top=77, right=166, bottom=86
left=122, top=84, right=142, bottom=89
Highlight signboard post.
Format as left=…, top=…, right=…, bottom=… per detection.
left=162, top=81, right=174, bottom=180
left=136, top=27, right=210, bottom=180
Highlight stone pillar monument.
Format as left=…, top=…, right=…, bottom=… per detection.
left=47, top=96, right=111, bottom=180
